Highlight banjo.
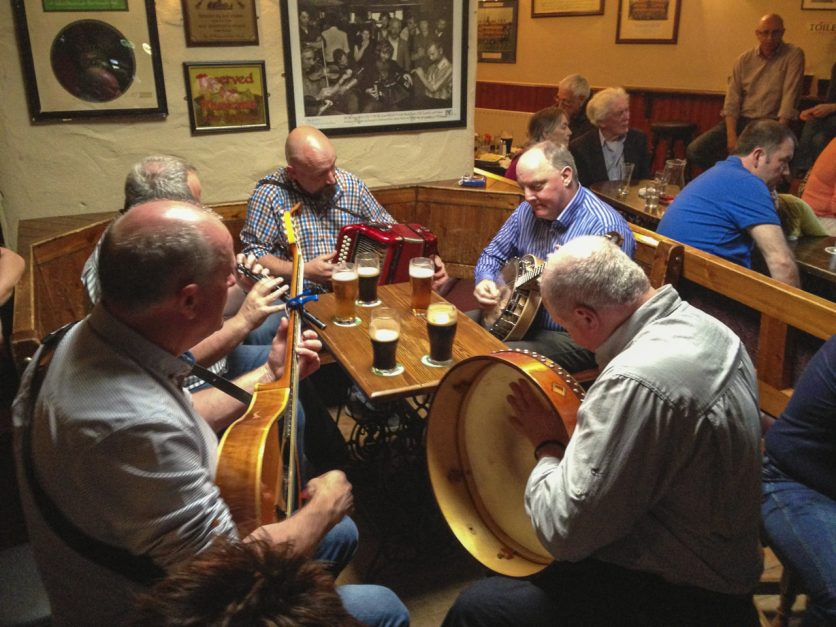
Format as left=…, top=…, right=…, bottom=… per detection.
left=481, top=232, right=625, bottom=341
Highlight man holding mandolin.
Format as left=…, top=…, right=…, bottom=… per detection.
left=473, top=141, right=634, bottom=373
left=446, top=236, right=762, bottom=626
left=13, top=201, right=408, bottom=626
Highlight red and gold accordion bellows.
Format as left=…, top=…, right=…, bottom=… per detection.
left=336, top=223, right=438, bottom=284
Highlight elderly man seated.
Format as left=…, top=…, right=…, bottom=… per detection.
left=569, top=87, right=649, bottom=187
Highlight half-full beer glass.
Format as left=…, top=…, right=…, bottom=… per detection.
left=409, top=257, right=434, bottom=316
left=369, top=307, right=403, bottom=376
left=331, top=261, right=360, bottom=327
left=423, top=302, right=458, bottom=367
left=356, top=252, right=381, bottom=307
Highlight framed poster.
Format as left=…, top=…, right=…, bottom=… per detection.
left=801, top=0, right=836, bottom=8
left=532, top=0, right=604, bottom=17
left=478, top=1, right=518, bottom=63
left=183, top=62, right=270, bottom=135
left=280, top=2, right=467, bottom=136
left=181, top=0, right=259, bottom=46
left=11, top=0, right=167, bottom=122
left=616, top=0, right=682, bottom=44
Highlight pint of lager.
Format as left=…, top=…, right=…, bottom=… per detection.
left=356, top=252, right=381, bottom=307
left=332, top=261, right=359, bottom=326
left=425, top=302, right=457, bottom=367
left=369, top=307, right=403, bottom=376
left=409, top=257, right=434, bottom=316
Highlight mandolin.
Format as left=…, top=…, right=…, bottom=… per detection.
left=215, top=206, right=304, bottom=537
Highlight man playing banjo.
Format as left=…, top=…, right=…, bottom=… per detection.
left=473, top=141, right=634, bottom=372
left=446, top=236, right=763, bottom=626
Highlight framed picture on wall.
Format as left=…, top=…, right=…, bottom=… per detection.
left=11, top=0, right=167, bottom=122
left=801, top=0, right=836, bottom=9
left=532, top=0, right=604, bottom=18
left=183, top=61, right=270, bottom=135
left=181, top=0, right=259, bottom=46
left=478, top=1, right=518, bottom=63
left=616, top=0, right=682, bottom=44
left=279, top=1, right=467, bottom=136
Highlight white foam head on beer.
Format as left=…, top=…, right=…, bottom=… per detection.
left=410, top=266, right=433, bottom=279
left=333, top=269, right=358, bottom=281
left=428, top=309, right=454, bottom=325
left=371, top=326, right=398, bottom=342
left=358, top=266, right=379, bottom=277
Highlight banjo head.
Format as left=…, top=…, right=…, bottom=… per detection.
left=426, top=350, right=583, bottom=577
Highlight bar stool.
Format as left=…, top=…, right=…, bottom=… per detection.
left=650, top=121, right=697, bottom=174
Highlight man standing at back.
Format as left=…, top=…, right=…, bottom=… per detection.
left=658, top=119, right=800, bottom=287
left=686, top=13, right=804, bottom=170
left=555, top=73, right=593, bottom=140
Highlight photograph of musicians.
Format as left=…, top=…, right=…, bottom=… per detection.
left=242, top=125, right=447, bottom=292
left=473, top=141, right=634, bottom=372
left=446, top=236, right=762, bottom=627
left=13, top=200, right=408, bottom=626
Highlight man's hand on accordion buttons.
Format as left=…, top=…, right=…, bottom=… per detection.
left=305, top=251, right=338, bottom=285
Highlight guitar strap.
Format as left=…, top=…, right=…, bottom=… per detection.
left=182, top=356, right=253, bottom=406
left=20, top=322, right=165, bottom=586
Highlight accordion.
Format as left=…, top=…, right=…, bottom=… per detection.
left=335, top=223, right=438, bottom=284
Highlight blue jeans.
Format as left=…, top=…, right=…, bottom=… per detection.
left=315, top=517, right=410, bottom=626
left=762, top=457, right=836, bottom=626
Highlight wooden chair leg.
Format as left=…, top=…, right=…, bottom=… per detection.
left=775, top=565, right=802, bottom=627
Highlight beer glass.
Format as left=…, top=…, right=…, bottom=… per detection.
left=409, top=256, right=434, bottom=316
left=369, top=307, right=403, bottom=376
left=331, top=261, right=360, bottom=327
left=422, top=302, right=458, bottom=367
left=617, top=162, right=635, bottom=197
left=356, top=252, right=381, bottom=307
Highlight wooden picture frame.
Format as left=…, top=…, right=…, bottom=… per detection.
left=11, top=0, right=167, bottom=122
left=478, top=1, right=519, bottom=64
left=532, top=0, right=604, bottom=18
left=280, top=2, right=467, bottom=136
left=183, top=61, right=270, bottom=135
left=801, top=0, right=836, bottom=9
left=181, top=0, right=259, bottom=46
left=616, top=0, right=682, bottom=44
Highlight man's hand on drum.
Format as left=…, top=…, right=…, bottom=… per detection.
left=474, top=279, right=501, bottom=308
left=507, top=379, right=566, bottom=459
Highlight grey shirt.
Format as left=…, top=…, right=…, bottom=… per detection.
left=525, top=285, right=763, bottom=594
left=13, top=305, right=237, bottom=625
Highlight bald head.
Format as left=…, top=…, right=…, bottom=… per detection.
left=100, top=200, right=232, bottom=310
left=285, top=126, right=338, bottom=195
left=756, top=14, right=785, bottom=57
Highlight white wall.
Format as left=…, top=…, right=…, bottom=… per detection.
left=478, top=0, right=835, bottom=90
left=0, top=0, right=479, bottom=248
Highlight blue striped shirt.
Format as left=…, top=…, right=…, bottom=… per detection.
left=475, top=185, right=635, bottom=331
left=241, top=167, right=394, bottom=291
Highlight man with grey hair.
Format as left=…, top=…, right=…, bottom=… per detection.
left=687, top=13, right=804, bottom=170
left=659, top=119, right=800, bottom=286
left=14, top=200, right=408, bottom=626
left=569, top=86, right=649, bottom=187
left=555, top=73, right=593, bottom=139
left=473, top=141, right=634, bottom=372
left=122, top=155, right=201, bottom=212
left=445, top=235, right=763, bottom=627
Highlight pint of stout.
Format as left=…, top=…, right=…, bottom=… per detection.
left=369, top=307, right=402, bottom=375
left=409, top=256, right=434, bottom=316
left=332, top=261, right=359, bottom=326
left=356, top=252, right=381, bottom=306
left=425, top=303, right=457, bottom=366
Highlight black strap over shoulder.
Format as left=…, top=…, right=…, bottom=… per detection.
left=21, top=322, right=165, bottom=586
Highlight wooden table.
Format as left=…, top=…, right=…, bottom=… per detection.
left=590, top=180, right=676, bottom=229
left=789, top=235, right=836, bottom=301
left=305, top=282, right=507, bottom=403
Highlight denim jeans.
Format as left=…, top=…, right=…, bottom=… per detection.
left=762, top=457, right=836, bottom=626
left=315, top=517, right=410, bottom=626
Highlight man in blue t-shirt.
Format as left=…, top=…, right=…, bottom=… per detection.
left=658, top=119, right=800, bottom=287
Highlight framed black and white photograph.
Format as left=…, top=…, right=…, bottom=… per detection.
left=478, top=1, right=518, bottom=64
left=280, top=2, right=467, bottom=136
left=616, top=0, right=681, bottom=44
left=183, top=61, right=270, bottom=135
left=532, top=0, right=604, bottom=18
left=801, top=0, right=836, bottom=9
left=11, top=0, right=167, bottom=122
